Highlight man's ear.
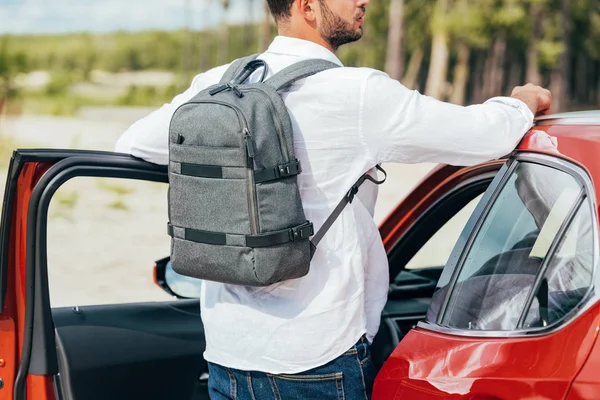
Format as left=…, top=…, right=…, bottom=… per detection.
left=294, top=0, right=318, bottom=22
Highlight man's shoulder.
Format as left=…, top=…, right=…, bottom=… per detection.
left=321, top=66, right=390, bottom=82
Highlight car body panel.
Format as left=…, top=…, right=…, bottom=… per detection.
left=0, top=158, right=54, bottom=400
left=565, top=318, right=600, bottom=399
left=374, top=116, right=600, bottom=400
left=374, top=303, right=600, bottom=400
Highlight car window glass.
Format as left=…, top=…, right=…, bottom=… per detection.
left=47, top=177, right=173, bottom=307
left=523, top=203, right=594, bottom=328
left=406, top=194, right=483, bottom=270
left=427, top=162, right=586, bottom=331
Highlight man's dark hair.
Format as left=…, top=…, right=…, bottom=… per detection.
left=266, top=0, right=295, bottom=22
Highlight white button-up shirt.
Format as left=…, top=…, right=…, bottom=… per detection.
left=115, top=36, right=534, bottom=374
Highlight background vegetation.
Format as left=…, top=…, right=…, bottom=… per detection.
left=0, top=0, right=599, bottom=116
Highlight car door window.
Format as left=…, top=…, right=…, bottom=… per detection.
left=47, top=176, right=173, bottom=307
left=523, top=202, right=594, bottom=327
left=406, top=194, right=483, bottom=270
left=427, top=159, right=596, bottom=332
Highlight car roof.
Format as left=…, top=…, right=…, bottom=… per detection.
left=535, top=110, right=600, bottom=126
left=519, top=109, right=600, bottom=206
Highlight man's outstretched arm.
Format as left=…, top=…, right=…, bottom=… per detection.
left=360, top=70, right=552, bottom=167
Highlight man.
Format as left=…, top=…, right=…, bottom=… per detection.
left=115, top=0, right=552, bottom=398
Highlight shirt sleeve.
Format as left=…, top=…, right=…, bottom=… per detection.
left=114, top=64, right=231, bottom=165
left=359, top=69, right=535, bottom=166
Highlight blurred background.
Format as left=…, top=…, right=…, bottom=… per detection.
left=0, top=0, right=598, bottom=307
left=1, top=0, right=599, bottom=119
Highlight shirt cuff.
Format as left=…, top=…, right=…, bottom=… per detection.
left=484, top=96, right=535, bottom=128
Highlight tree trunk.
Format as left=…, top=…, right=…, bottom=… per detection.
left=217, top=0, right=230, bottom=65
left=243, top=0, right=255, bottom=52
left=526, top=2, right=544, bottom=85
left=471, top=51, right=486, bottom=104
left=549, top=0, right=571, bottom=113
left=449, top=42, right=470, bottom=105
left=574, top=51, right=588, bottom=105
left=385, top=0, right=404, bottom=81
left=483, top=32, right=506, bottom=98
left=402, top=48, right=424, bottom=90
left=425, top=0, right=449, bottom=99
left=597, top=63, right=600, bottom=105
left=506, top=54, right=523, bottom=95
left=260, top=1, right=273, bottom=52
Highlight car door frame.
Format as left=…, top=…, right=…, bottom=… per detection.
left=0, top=149, right=168, bottom=400
left=378, top=159, right=506, bottom=283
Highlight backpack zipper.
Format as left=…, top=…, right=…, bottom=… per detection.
left=244, top=127, right=259, bottom=235
left=186, top=99, right=259, bottom=235
left=241, top=87, right=290, bottom=162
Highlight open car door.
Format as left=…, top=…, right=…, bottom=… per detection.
left=0, top=149, right=209, bottom=400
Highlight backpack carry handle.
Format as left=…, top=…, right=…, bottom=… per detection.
left=232, top=59, right=268, bottom=84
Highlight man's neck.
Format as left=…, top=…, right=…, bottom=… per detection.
left=277, top=29, right=335, bottom=53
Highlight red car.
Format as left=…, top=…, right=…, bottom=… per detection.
left=1, top=110, right=599, bottom=400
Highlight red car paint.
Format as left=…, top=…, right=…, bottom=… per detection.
left=374, top=116, right=600, bottom=400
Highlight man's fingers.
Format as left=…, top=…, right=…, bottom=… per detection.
left=510, top=83, right=553, bottom=116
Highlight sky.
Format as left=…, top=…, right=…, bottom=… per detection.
left=0, top=0, right=266, bottom=34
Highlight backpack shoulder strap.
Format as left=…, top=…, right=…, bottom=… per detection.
left=219, top=54, right=260, bottom=84
left=310, top=165, right=387, bottom=257
left=265, top=59, right=340, bottom=91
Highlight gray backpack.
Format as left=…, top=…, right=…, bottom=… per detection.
left=167, top=55, right=386, bottom=286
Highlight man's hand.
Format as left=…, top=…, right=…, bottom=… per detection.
left=510, top=83, right=553, bottom=117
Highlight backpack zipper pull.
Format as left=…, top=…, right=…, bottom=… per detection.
left=209, top=84, right=229, bottom=96
left=244, top=129, right=255, bottom=160
left=230, top=84, right=243, bottom=98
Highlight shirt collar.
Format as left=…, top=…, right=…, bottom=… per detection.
left=266, top=36, right=344, bottom=67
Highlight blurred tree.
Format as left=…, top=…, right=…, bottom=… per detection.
left=385, top=0, right=404, bottom=81
left=217, top=0, right=231, bottom=64
left=401, top=0, right=434, bottom=90
left=3, top=0, right=600, bottom=112
left=260, top=0, right=274, bottom=52
left=526, top=0, right=546, bottom=85
left=446, top=0, right=490, bottom=104
left=548, top=0, right=572, bottom=112
left=0, top=37, right=28, bottom=115
left=425, top=0, right=450, bottom=99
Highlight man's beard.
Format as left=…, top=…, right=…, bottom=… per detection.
left=318, top=0, right=363, bottom=51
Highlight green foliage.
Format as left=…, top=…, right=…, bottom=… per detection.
left=0, top=0, right=599, bottom=112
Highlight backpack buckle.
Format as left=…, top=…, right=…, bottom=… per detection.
left=290, top=222, right=314, bottom=241
left=277, top=160, right=301, bottom=178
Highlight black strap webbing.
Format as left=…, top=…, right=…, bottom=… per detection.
left=254, top=160, right=301, bottom=183
left=167, top=222, right=314, bottom=248
left=309, top=165, right=387, bottom=257
left=246, top=222, right=313, bottom=247
left=180, top=163, right=223, bottom=179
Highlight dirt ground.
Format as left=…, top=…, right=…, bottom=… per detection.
left=1, top=107, right=437, bottom=308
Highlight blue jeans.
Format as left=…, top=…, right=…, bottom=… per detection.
left=207, top=335, right=376, bottom=400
